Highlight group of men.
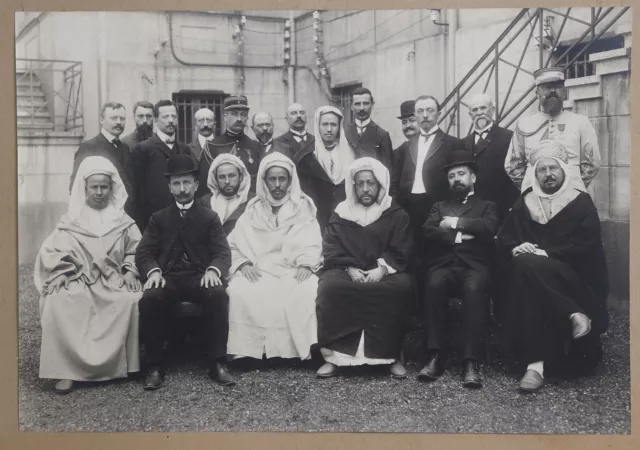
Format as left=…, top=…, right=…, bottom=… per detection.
left=66, top=66, right=609, bottom=393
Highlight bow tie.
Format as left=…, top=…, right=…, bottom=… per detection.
left=421, top=131, right=436, bottom=139
left=111, top=138, right=121, bottom=147
left=165, top=138, right=175, bottom=145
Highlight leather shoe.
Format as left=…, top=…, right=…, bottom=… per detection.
left=316, top=362, right=338, bottom=378
left=54, top=379, right=74, bottom=395
left=390, top=361, right=407, bottom=379
left=209, top=362, right=236, bottom=386
left=462, top=360, right=482, bottom=388
left=143, top=366, right=164, bottom=390
left=571, top=313, right=592, bottom=339
left=519, top=369, right=544, bottom=392
left=418, top=352, right=444, bottom=381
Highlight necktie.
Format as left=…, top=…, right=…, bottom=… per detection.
left=165, top=136, right=175, bottom=145
left=112, top=138, right=121, bottom=147
left=357, top=127, right=365, bottom=136
left=179, top=209, right=187, bottom=218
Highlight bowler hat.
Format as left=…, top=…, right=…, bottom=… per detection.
left=164, top=154, right=199, bottom=177
left=442, top=149, right=478, bottom=173
left=224, top=95, right=250, bottom=111
left=397, top=100, right=416, bottom=119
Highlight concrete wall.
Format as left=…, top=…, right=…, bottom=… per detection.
left=18, top=133, right=83, bottom=264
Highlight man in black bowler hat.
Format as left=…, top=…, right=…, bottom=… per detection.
left=419, top=149, right=498, bottom=389
left=136, top=154, right=235, bottom=390
left=390, top=99, right=419, bottom=196
left=197, top=95, right=262, bottom=196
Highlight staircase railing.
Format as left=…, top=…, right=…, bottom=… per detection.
left=438, top=6, right=630, bottom=138
left=15, top=58, right=83, bottom=132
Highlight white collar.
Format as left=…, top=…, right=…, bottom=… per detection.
left=461, top=191, right=475, bottom=204
left=101, top=128, right=120, bottom=143
left=473, top=123, right=493, bottom=135
left=176, top=200, right=194, bottom=210
left=289, top=129, right=307, bottom=137
left=355, top=118, right=371, bottom=128
left=420, top=124, right=440, bottom=136
left=157, top=129, right=176, bottom=144
left=198, top=133, right=214, bottom=148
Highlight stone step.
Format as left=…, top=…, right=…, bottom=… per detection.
left=16, top=89, right=45, bottom=98
left=16, top=85, right=45, bottom=96
left=16, top=77, right=42, bottom=88
left=589, top=47, right=631, bottom=76
left=565, top=75, right=602, bottom=100
left=17, top=121, right=54, bottom=130
left=17, top=110, right=51, bottom=119
left=16, top=97, right=47, bottom=109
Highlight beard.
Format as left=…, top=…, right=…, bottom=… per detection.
left=220, top=184, right=240, bottom=197
left=136, top=122, right=153, bottom=139
left=451, top=183, right=470, bottom=200
left=541, top=94, right=563, bottom=116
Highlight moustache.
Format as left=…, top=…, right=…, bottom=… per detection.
left=295, top=118, right=304, bottom=123
left=201, top=126, right=212, bottom=131
left=543, top=176, right=556, bottom=183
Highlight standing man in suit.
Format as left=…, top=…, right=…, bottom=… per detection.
left=128, top=99, right=193, bottom=232
left=189, top=108, right=216, bottom=162
left=393, top=95, right=462, bottom=250
left=121, top=101, right=154, bottom=150
left=136, top=154, right=234, bottom=390
left=390, top=100, right=420, bottom=196
left=274, top=103, right=314, bottom=155
left=197, top=95, right=261, bottom=197
left=462, top=93, right=519, bottom=223
left=419, top=150, right=498, bottom=388
left=251, top=112, right=294, bottom=160
left=69, top=102, right=133, bottom=198
left=344, top=87, right=394, bottom=172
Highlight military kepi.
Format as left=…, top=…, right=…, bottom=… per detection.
left=224, top=95, right=250, bottom=111
left=533, top=67, right=565, bottom=86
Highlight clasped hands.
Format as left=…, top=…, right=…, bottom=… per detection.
left=439, top=216, right=474, bottom=241
left=511, top=242, right=546, bottom=257
left=240, top=264, right=313, bottom=284
left=347, top=266, right=387, bottom=283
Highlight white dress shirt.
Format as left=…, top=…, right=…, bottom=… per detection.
left=157, top=129, right=176, bottom=149
left=198, top=133, right=214, bottom=150
left=411, top=125, right=439, bottom=194
left=473, top=123, right=493, bottom=144
left=355, top=118, right=371, bottom=135
left=290, top=129, right=308, bottom=144
left=101, top=128, right=120, bottom=146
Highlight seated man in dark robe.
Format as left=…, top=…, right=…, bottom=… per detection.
left=198, top=153, right=254, bottom=236
left=496, top=141, right=609, bottom=393
left=316, top=157, right=414, bottom=379
left=136, top=155, right=234, bottom=390
left=420, top=150, right=498, bottom=389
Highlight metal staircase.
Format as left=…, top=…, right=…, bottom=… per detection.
left=438, top=7, right=631, bottom=138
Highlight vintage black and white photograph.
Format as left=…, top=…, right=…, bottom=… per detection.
left=15, top=6, right=631, bottom=433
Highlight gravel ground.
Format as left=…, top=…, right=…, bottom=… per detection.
left=18, top=264, right=630, bottom=433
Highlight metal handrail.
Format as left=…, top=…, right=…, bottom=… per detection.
left=438, top=6, right=630, bottom=138
left=16, top=58, right=84, bottom=132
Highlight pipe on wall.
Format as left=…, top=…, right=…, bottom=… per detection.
left=288, top=10, right=296, bottom=105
